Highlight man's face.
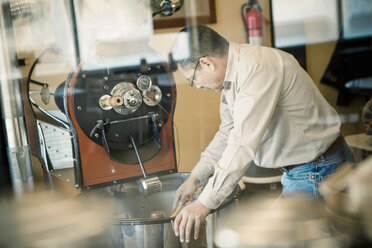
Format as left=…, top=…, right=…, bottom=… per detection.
left=178, top=57, right=227, bottom=91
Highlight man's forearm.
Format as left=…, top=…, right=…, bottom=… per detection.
left=188, top=173, right=201, bottom=185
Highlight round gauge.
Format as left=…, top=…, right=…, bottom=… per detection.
left=111, top=82, right=142, bottom=115
left=143, top=85, right=162, bottom=106
left=123, top=89, right=142, bottom=110
left=136, top=75, right=152, bottom=91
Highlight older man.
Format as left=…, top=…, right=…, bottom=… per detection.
left=171, top=24, right=354, bottom=243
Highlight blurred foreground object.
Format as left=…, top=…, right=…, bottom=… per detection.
left=215, top=193, right=335, bottom=248
left=216, top=157, right=372, bottom=248
left=320, top=157, right=372, bottom=247
left=0, top=190, right=110, bottom=248
left=362, top=97, right=372, bottom=135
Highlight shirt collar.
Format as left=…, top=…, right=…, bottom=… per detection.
left=223, top=42, right=239, bottom=85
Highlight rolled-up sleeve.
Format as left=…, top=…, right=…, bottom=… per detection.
left=198, top=65, right=284, bottom=209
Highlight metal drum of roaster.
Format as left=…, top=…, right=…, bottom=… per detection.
left=103, top=173, right=240, bottom=248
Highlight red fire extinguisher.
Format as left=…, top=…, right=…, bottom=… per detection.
left=241, top=0, right=264, bottom=45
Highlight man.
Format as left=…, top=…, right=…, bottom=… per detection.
left=170, top=25, right=354, bottom=243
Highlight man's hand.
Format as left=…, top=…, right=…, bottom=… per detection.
left=173, top=200, right=211, bottom=243
left=172, top=174, right=200, bottom=211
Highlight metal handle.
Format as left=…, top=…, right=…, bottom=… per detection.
left=128, top=132, right=147, bottom=178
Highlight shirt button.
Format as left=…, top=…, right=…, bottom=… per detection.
left=311, top=175, right=315, bottom=179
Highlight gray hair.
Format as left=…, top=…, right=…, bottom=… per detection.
left=171, top=24, right=229, bottom=70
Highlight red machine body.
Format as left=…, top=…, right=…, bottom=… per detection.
left=64, top=48, right=177, bottom=190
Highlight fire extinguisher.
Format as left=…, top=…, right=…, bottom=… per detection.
left=241, top=0, right=264, bottom=45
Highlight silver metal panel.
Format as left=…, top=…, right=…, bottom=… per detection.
left=0, top=1, right=34, bottom=196
left=39, top=122, right=74, bottom=170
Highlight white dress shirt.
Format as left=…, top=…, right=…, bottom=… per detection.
left=192, top=42, right=341, bottom=209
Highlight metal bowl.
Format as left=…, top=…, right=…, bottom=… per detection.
left=105, top=173, right=240, bottom=248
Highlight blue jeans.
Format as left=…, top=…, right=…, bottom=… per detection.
left=280, top=138, right=354, bottom=198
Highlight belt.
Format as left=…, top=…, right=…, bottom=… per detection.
left=280, top=136, right=344, bottom=172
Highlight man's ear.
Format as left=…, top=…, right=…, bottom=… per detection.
left=200, top=57, right=216, bottom=71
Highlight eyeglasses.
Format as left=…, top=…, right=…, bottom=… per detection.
left=189, top=58, right=202, bottom=87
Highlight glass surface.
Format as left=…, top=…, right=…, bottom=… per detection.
left=342, top=0, right=372, bottom=39
left=271, top=0, right=339, bottom=47
left=1, top=0, right=371, bottom=247
left=1, top=0, right=369, bottom=188
left=3, top=0, right=178, bottom=189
